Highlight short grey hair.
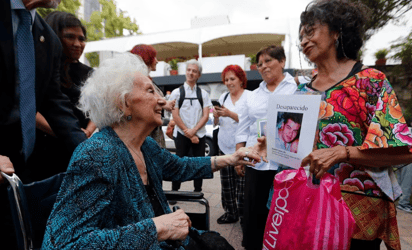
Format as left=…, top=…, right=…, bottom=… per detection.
left=79, top=53, right=148, bottom=129
left=186, top=59, right=202, bottom=75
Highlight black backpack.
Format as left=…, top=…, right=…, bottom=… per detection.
left=178, top=85, right=203, bottom=109
left=221, top=92, right=230, bottom=106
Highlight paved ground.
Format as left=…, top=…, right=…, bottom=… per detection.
left=163, top=171, right=412, bottom=250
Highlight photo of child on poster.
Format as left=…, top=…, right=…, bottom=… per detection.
left=274, top=112, right=303, bottom=153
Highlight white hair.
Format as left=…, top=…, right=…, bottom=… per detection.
left=78, top=53, right=148, bottom=129
left=185, top=59, right=202, bottom=75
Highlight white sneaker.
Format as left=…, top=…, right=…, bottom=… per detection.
left=397, top=204, right=412, bottom=213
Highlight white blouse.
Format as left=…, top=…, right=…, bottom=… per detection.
left=235, top=72, right=297, bottom=171
left=217, top=90, right=251, bottom=155
left=169, top=82, right=212, bottom=138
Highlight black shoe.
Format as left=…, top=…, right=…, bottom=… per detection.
left=217, top=214, right=238, bottom=224
left=169, top=201, right=177, bottom=205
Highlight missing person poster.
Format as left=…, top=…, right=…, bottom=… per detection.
left=267, top=94, right=321, bottom=169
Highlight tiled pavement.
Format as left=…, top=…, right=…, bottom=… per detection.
left=164, top=171, right=412, bottom=250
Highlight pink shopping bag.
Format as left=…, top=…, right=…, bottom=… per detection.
left=262, top=167, right=355, bottom=250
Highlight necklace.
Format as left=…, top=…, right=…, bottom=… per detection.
left=126, top=143, right=147, bottom=175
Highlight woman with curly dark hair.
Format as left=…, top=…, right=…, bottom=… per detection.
left=297, top=0, right=412, bottom=249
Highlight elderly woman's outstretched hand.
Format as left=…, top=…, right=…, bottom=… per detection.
left=230, top=147, right=266, bottom=166
left=229, top=136, right=268, bottom=168
left=153, top=209, right=192, bottom=241
left=163, top=100, right=176, bottom=112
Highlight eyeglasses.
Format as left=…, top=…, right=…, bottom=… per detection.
left=257, top=57, right=273, bottom=69
left=299, top=24, right=317, bottom=42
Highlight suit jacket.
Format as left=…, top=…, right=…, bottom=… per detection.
left=0, top=0, right=87, bottom=182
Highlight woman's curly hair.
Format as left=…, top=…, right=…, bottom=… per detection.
left=300, top=0, right=370, bottom=60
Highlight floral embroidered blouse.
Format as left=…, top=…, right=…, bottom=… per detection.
left=298, top=67, right=412, bottom=200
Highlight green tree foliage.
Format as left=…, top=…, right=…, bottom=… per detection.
left=391, top=31, right=412, bottom=66
left=84, top=11, right=105, bottom=41
left=390, top=31, right=412, bottom=124
left=84, top=0, right=140, bottom=67
left=85, top=52, right=100, bottom=69
left=37, top=0, right=140, bottom=68
left=352, top=0, right=412, bottom=40
left=85, top=0, right=139, bottom=41
left=37, top=0, right=81, bottom=18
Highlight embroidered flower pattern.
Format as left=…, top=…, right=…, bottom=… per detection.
left=319, top=123, right=355, bottom=147
left=326, top=86, right=368, bottom=124
left=363, top=122, right=388, bottom=148
left=318, top=101, right=334, bottom=119
left=393, top=123, right=412, bottom=144
left=298, top=68, right=412, bottom=197
left=388, top=94, right=404, bottom=121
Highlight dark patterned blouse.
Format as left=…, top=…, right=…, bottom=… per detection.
left=41, top=127, right=212, bottom=249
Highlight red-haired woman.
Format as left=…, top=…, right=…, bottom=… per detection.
left=131, top=44, right=176, bottom=147
left=130, top=44, right=159, bottom=72
left=213, top=65, right=250, bottom=225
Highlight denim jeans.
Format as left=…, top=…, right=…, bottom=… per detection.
left=397, top=163, right=412, bottom=207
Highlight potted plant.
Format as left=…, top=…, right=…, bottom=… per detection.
left=374, top=49, right=389, bottom=66
left=249, top=54, right=257, bottom=70
left=168, top=58, right=179, bottom=75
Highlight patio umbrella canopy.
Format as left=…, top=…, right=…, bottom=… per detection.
left=83, top=19, right=292, bottom=62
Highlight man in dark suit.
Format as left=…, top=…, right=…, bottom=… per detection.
left=0, top=0, right=87, bottom=247
left=0, top=0, right=87, bottom=181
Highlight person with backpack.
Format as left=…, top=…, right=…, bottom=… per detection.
left=169, top=59, right=212, bottom=192
left=213, top=65, right=250, bottom=225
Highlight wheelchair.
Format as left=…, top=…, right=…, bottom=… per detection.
left=0, top=172, right=210, bottom=250
left=164, top=190, right=210, bottom=231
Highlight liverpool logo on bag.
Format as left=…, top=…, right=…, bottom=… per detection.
left=262, top=167, right=356, bottom=250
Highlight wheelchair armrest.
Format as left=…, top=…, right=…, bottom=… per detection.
left=1, top=172, right=34, bottom=250
left=1, top=172, right=66, bottom=250
left=164, top=190, right=204, bottom=200
left=163, top=190, right=210, bottom=231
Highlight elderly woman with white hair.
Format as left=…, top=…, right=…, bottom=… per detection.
left=41, top=53, right=264, bottom=250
